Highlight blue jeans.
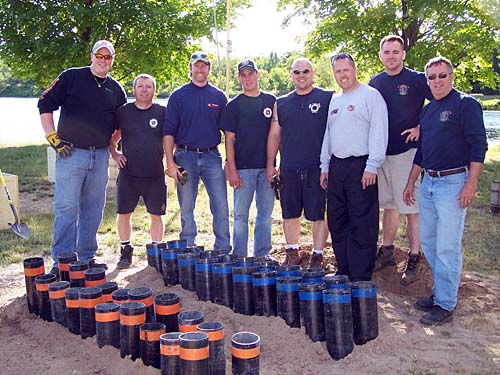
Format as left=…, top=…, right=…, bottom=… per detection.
left=52, top=148, right=109, bottom=266
left=174, top=148, right=230, bottom=250
left=233, top=168, right=274, bottom=258
left=419, top=171, right=468, bottom=311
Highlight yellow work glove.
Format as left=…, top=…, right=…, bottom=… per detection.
left=46, top=131, right=73, bottom=158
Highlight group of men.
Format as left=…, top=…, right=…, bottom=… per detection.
left=38, top=35, right=487, bottom=326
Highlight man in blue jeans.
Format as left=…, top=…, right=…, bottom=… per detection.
left=403, top=56, right=487, bottom=325
left=163, top=51, right=230, bottom=250
left=221, top=60, right=276, bottom=258
left=38, top=40, right=127, bottom=275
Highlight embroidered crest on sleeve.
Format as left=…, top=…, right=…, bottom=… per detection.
left=39, top=77, right=60, bottom=100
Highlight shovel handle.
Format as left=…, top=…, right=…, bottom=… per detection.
left=0, top=169, right=20, bottom=223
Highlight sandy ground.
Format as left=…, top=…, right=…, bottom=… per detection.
left=1, top=192, right=499, bottom=374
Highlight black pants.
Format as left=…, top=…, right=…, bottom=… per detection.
left=327, top=155, right=379, bottom=281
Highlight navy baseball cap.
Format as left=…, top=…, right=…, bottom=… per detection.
left=238, top=60, right=258, bottom=73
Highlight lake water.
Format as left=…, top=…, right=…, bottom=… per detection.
left=0, top=97, right=499, bottom=145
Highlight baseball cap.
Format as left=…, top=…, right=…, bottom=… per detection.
left=238, top=60, right=258, bottom=73
left=190, top=51, right=211, bottom=65
left=92, top=40, right=115, bottom=55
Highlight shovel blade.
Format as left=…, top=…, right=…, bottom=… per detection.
left=11, top=223, right=31, bottom=239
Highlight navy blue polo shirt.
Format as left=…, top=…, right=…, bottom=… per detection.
left=277, top=87, right=333, bottom=169
left=220, top=92, right=276, bottom=169
left=414, top=89, right=488, bottom=170
left=369, top=67, right=432, bottom=155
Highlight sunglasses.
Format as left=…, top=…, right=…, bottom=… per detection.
left=331, top=52, right=354, bottom=64
left=190, top=52, right=210, bottom=64
left=94, top=53, right=113, bottom=61
left=427, top=71, right=453, bottom=80
left=292, top=69, right=311, bottom=75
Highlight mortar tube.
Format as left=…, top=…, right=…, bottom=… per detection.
left=112, top=288, right=130, bottom=305
left=252, top=270, right=277, bottom=317
left=96, top=281, right=118, bottom=303
left=178, top=253, right=196, bottom=291
left=162, top=248, right=179, bottom=286
left=195, top=257, right=216, bottom=302
left=179, top=331, right=209, bottom=375
left=231, top=332, right=260, bottom=375
left=57, top=252, right=77, bottom=282
left=213, top=262, right=234, bottom=308
left=167, top=239, right=188, bottom=249
left=160, top=332, right=181, bottom=375
left=276, top=276, right=301, bottom=328
left=300, top=268, right=325, bottom=284
left=350, top=280, right=378, bottom=345
left=232, top=266, right=257, bottom=315
left=23, top=257, right=44, bottom=315
left=276, top=265, right=300, bottom=277
left=120, top=301, right=146, bottom=361
left=155, top=292, right=181, bottom=332
left=68, top=260, right=89, bottom=287
left=35, top=273, right=57, bottom=321
left=324, top=274, right=350, bottom=290
left=78, top=287, right=103, bottom=339
left=323, top=288, right=354, bottom=360
left=65, top=287, right=82, bottom=335
left=95, top=302, right=120, bottom=349
left=84, top=267, right=106, bottom=288
left=146, top=242, right=163, bottom=273
left=197, top=321, right=226, bottom=375
left=128, top=287, right=155, bottom=323
left=299, top=282, right=326, bottom=342
left=48, top=280, right=70, bottom=326
left=178, top=310, right=204, bottom=333
left=140, top=322, right=166, bottom=369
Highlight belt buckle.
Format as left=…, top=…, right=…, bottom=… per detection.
left=196, top=148, right=203, bottom=153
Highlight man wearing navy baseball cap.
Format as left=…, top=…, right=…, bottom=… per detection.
left=220, top=60, right=276, bottom=258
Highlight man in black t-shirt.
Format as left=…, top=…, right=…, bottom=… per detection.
left=110, top=74, right=166, bottom=269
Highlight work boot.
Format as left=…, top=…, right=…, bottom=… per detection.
left=420, top=305, right=454, bottom=326
left=415, top=295, right=434, bottom=312
left=49, top=266, right=60, bottom=281
left=310, top=253, right=323, bottom=269
left=282, top=248, right=301, bottom=266
left=88, top=258, right=108, bottom=270
left=116, top=245, right=134, bottom=269
left=373, top=245, right=396, bottom=271
left=400, top=252, right=422, bottom=286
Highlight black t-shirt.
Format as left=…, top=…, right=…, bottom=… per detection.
left=38, top=66, right=127, bottom=149
left=220, top=92, right=276, bottom=169
left=277, top=87, right=333, bottom=169
left=115, top=103, right=166, bottom=177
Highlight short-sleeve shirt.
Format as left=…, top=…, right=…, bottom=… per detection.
left=277, top=87, right=333, bottom=169
left=219, top=92, right=276, bottom=169
left=369, top=67, right=432, bottom=155
left=38, top=66, right=127, bottom=149
left=115, top=103, right=165, bottom=178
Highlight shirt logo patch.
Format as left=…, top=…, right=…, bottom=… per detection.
left=263, top=107, right=272, bottom=118
left=440, top=111, right=452, bottom=122
left=309, top=103, right=321, bottom=113
left=347, top=105, right=355, bottom=111
left=331, top=108, right=339, bottom=115
left=149, top=118, right=158, bottom=128
left=39, top=77, right=59, bottom=100
left=208, top=103, right=219, bottom=108
left=398, top=84, right=409, bottom=96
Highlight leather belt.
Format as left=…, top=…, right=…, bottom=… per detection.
left=425, top=167, right=468, bottom=178
left=177, top=144, right=217, bottom=153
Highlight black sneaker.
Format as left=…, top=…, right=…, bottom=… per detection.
left=310, top=253, right=323, bottom=269
left=415, top=295, right=434, bottom=312
left=88, top=259, right=108, bottom=270
left=400, top=252, right=422, bottom=286
left=420, top=305, right=454, bottom=326
left=49, top=266, right=60, bottom=280
left=116, top=245, right=134, bottom=270
left=373, top=245, right=396, bottom=272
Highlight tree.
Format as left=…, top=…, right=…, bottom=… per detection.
left=0, top=0, right=249, bottom=89
left=278, top=0, right=500, bottom=91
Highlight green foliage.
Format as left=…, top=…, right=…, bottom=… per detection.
left=278, top=0, right=500, bottom=91
left=0, top=0, right=250, bottom=90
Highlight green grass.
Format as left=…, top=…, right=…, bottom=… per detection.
left=473, top=95, right=500, bottom=110
left=0, top=144, right=499, bottom=277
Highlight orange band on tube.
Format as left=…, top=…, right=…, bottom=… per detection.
left=120, top=313, right=146, bottom=326
left=79, top=297, right=102, bottom=308
left=140, top=329, right=165, bottom=342
left=66, top=299, right=80, bottom=308
left=155, top=303, right=180, bottom=315
left=24, top=266, right=44, bottom=277
left=36, top=283, right=49, bottom=292
left=85, top=278, right=105, bottom=288
left=70, top=270, right=85, bottom=279
left=101, top=294, right=113, bottom=303
left=95, top=311, right=120, bottom=322
left=130, top=295, right=153, bottom=307
left=49, top=289, right=67, bottom=299
left=203, top=329, right=225, bottom=341
left=179, top=324, right=197, bottom=333
left=59, top=263, right=70, bottom=272
left=231, top=346, right=260, bottom=359
left=179, top=347, right=209, bottom=361
left=113, top=299, right=128, bottom=305
left=160, top=344, right=180, bottom=356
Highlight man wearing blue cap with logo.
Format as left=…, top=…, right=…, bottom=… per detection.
left=163, top=52, right=230, bottom=250
left=220, top=60, right=276, bottom=258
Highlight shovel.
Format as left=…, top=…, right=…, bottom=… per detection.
left=0, top=169, right=31, bottom=239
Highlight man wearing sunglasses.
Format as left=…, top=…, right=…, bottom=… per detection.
left=369, top=35, right=433, bottom=286
left=220, top=60, right=276, bottom=259
left=320, top=53, right=388, bottom=282
left=163, top=51, right=230, bottom=251
left=267, top=58, right=333, bottom=268
left=403, top=56, right=487, bottom=325
left=38, top=40, right=127, bottom=276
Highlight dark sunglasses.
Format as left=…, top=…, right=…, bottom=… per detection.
left=331, top=52, right=354, bottom=64
left=94, top=53, right=113, bottom=61
left=191, top=53, right=208, bottom=59
left=427, top=71, right=453, bottom=80
left=292, top=69, right=311, bottom=75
